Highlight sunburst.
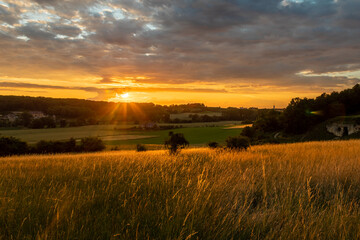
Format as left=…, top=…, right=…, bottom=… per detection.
left=120, top=93, right=129, bottom=99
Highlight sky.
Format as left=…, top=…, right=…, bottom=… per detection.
left=0, top=0, right=360, bottom=108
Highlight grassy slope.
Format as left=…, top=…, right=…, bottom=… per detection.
left=303, top=115, right=360, bottom=141
left=2, top=140, right=360, bottom=239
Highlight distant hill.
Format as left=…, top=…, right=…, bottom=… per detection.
left=0, top=95, right=267, bottom=127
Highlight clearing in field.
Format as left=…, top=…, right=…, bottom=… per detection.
left=2, top=140, right=360, bottom=239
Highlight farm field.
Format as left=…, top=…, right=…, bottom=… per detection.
left=0, top=125, right=130, bottom=144
left=0, top=121, right=245, bottom=146
left=2, top=140, right=360, bottom=239
left=105, top=126, right=243, bottom=146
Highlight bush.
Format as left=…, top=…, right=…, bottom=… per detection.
left=207, top=141, right=219, bottom=149
left=136, top=144, right=147, bottom=152
left=33, top=138, right=77, bottom=154
left=0, top=136, right=105, bottom=156
left=32, top=137, right=104, bottom=154
left=59, top=119, right=67, bottom=128
left=0, top=136, right=28, bottom=156
left=165, top=132, right=189, bottom=155
left=226, top=136, right=250, bottom=150
left=30, top=117, right=56, bottom=129
left=111, top=146, right=119, bottom=151
left=241, top=126, right=256, bottom=139
left=79, top=137, right=105, bottom=152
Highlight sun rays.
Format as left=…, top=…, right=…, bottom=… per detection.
left=109, top=93, right=132, bottom=103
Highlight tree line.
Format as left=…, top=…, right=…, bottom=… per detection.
left=241, top=84, right=360, bottom=143
left=0, top=96, right=265, bottom=127
left=0, top=136, right=105, bottom=157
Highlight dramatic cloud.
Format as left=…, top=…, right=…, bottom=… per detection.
left=0, top=4, right=18, bottom=24
left=0, top=0, right=360, bottom=106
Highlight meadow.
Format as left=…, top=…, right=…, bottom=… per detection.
left=2, top=140, right=360, bottom=239
left=106, top=126, right=243, bottom=146
left=0, top=121, right=244, bottom=146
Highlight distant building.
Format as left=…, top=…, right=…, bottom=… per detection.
left=0, top=111, right=47, bottom=123
left=0, top=114, right=7, bottom=122
left=140, top=122, right=158, bottom=129
left=4, top=112, right=19, bottom=122
left=29, top=111, right=46, bottom=119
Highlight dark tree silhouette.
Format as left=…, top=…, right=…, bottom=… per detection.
left=20, top=112, right=33, bottom=127
left=0, top=136, right=28, bottom=156
left=79, top=137, right=105, bottom=152
left=207, top=141, right=219, bottom=149
left=164, top=132, right=189, bottom=154
left=136, top=144, right=147, bottom=152
left=226, top=136, right=250, bottom=150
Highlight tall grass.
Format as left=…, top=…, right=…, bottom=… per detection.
left=1, top=140, right=360, bottom=239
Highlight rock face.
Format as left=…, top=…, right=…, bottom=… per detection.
left=326, top=123, right=360, bottom=137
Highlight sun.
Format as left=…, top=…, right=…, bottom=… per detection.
left=108, top=93, right=132, bottom=102
left=121, top=93, right=129, bottom=99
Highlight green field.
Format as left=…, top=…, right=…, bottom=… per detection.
left=0, top=125, right=130, bottom=144
left=2, top=140, right=360, bottom=239
left=105, top=127, right=243, bottom=146
left=0, top=121, right=245, bottom=146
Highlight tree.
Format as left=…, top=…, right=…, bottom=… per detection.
left=20, top=112, right=33, bottom=127
left=164, top=132, right=189, bottom=154
left=136, top=144, right=147, bottom=152
left=59, top=119, right=67, bottom=128
left=0, top=136, right=28, bottom=156
left=30, top=117, right=56, bottom=129
left=253, top=110, right=283, bottom=133
left=43, top=117, right=56, bottom=128
left=226, top=136, right=250, bottom=150
left=33, top=138, right=78, bottom=154
left=30, top=118, right=44, bottom=129
left=79, top=137, right=105, bottom=152
left=207, top=141, right=219, bottom=149
left=241, top=126, right=257, bottom=139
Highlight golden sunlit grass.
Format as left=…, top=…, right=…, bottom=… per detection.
left=2, top=140, right=360, bottom=239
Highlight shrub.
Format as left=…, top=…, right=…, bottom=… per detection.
left=136, top=144, right=147, bottom=152
left=0, top=136, right=28, bottom=156
left=59, top=119, right=67, bottom=128
left=165, top=131, right=189, bottom=155
left=207, top=141, right=219, bottom=149
left=79, top=137, right=105, bottom=152
left=30, top=117, right=56, bottom=129
left=226, top=136, right=250, bottom=150
left=111, top=146, right=119, bottom=151
left=34, top=140, right=54, bottom=154
left=33, top=138, right=77, bottom=154
left=241, top=126, right=257, bottom=139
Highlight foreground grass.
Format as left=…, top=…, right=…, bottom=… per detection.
left=1, top=140, right=360, bottom=239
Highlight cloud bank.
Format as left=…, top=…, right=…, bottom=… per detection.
left=0, top=0, right=360, bottom=106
